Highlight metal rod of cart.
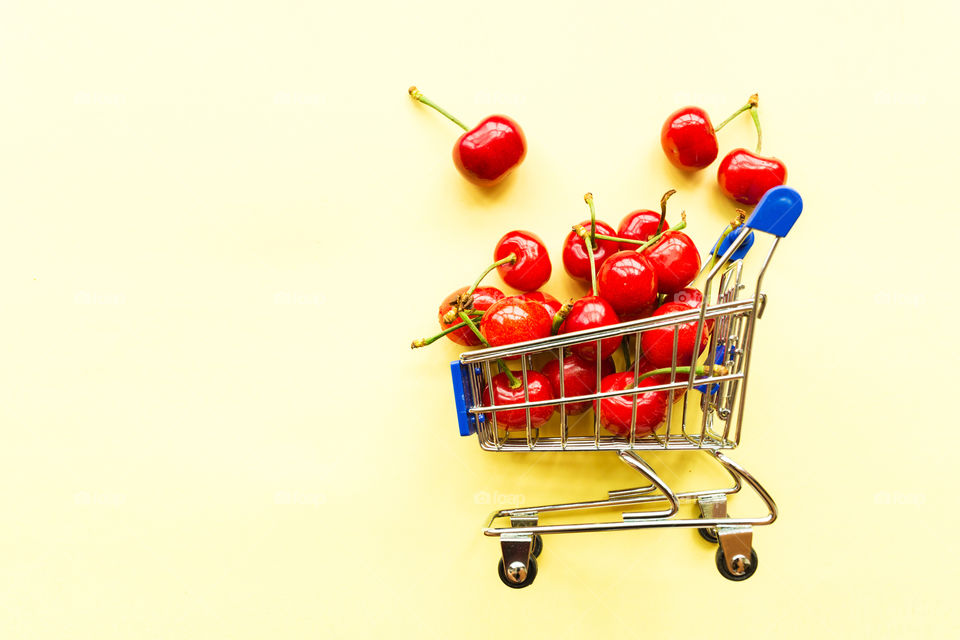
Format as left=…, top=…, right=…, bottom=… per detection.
left=450, top=186, right=803, bottom=587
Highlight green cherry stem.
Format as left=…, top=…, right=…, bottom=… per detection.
left=706, top=209, right=746, bottom=271
left=408, top=86, right=469, bottom=132
left=713, top=93, right=758, bottom=133
left=586, top=235, right=599, bottom=295
left=749, top=102, right=763, bottom=153
left=636, top=215, right=688, bottom=253
left=642, top=215, right=686, bottom=252
left=551, top=299, right=574, bottom=334
left=591, top=216, right=687, bottom=250
left=411, top=322, right=471, bottom=348
left=584, top=193, right=598, bottom=247
left=411, top=309, right=487, bottom=349
left=573, top=225, right=599, bottom=294
left=458, top=311, right=520, bottom=388
left=634, top=364, right=729, bottom=386
left=466, top=253, right=516, bottom=297
left=441, top=253, right=517, bottom=324
left=657, top=189, right=676, bottom=235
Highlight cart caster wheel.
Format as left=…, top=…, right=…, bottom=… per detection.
left=532, top=534, right=543, bottom=558
left=697, top=527, right=718, bottom=544
left=498, top=556, right=538, bottom=589
left=715, top=547, right=758, bottom=581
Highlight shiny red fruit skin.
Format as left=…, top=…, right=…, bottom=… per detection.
left=494, top=230, right=551, bottom=292
left=667, top=287, right=704, bottom=309
left=541, top=355, right=615, bottom=415
left=596, top=250, right=659, bottom=316
left=559, top=296, right=622, bottom=361
left=480, top=297, right=552, bottom=349
left=642, top=231, right=701, bottom=295
left=481, top=371, right=555, bottom=430
left=640, top=302, right=711, bottom=369
left=452, top=115, right=526, bottom=186
left=561, top=221, right=619, bottom=282
left=516, top=291, right=562, bottom=320
left=617, top=210, right=667, bottom=251
left=595, top=372, right=669, bottom=436
left=438, top=286, right=504, bottom=346
left=661, top=288, right=715, bottom=338
left=717, top=148, right=787, bottom=205
left=661, top=106, right=719, bottom=170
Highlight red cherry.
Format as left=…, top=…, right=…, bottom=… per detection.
left=596, top=250, right=659, bottom=317
left=617, top=210, right=665, bottom=251
left=452, top=115, right=526, bottom=186
left=559, top=295, right=621, bottom=361
left=494, top=230, right=551, bottom=292
left=480, top=297, right=551, bottom=349
left=515, top=291, right=562, bottom=320
left=642, top=231, right=701, bottom=295
left=409, top=87, right=525, bottom=187
left=595, top=372, right=668, bottom=437
left=438, top=286, right=504, bottom=346
left=666, top=287, right=703, bottom=309
left=639, top=302, right=711, bottom=369
left=660, top=107, right=718, bottom=170
left=481, top=371, right=555, bottom=430
left=541, top=354, right=615, bottom=415
left=661, top=287, right=715, bottom=337
left=717, top=149, right=787, bottom=205
left=561, top=220, right=619, bottom=282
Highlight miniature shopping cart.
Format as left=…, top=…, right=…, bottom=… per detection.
left=450, top=186, right=803, bottom=588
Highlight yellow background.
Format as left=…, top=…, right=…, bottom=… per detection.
left=1, top=1, right=957, bottom=637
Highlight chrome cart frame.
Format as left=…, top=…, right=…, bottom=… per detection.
left=449, top=186, right=802, bottom=587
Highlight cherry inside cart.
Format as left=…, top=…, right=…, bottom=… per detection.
left=450, top=186, right=803, bottom=588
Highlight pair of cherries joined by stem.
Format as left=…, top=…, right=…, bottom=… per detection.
left=409, top=87, right=526, bottom=187
left=414, top=229, right=554, bottom=352
left=477, top=230, right=555, bottom=351
left=577, top=191, right=699, bottom=321
left=661, top=94, right=787, bottom=205
left=411, top=188, right=716, bottom=434
left=556, top=191, right=703, bottom=365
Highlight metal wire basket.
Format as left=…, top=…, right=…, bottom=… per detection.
left=448, top=186, right=803, bottom=587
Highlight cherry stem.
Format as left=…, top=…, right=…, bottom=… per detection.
left=574, top=225, right=600, bottom=294
left=749, top=104, right=763, bottom=153
left=411, top=321, right=472, bottom=348
left=708, top=209, right=747, bottom=269
left=713, top=93, right=759, bottom=133
left=584, top=193, right=597, bottom=247
left=592, top=216, right=686, bottom=249
left=458, top=310, right=519, bottom=388
left=551, top=299, right=574, bottom=334
left=634, top=364, right=729, bottom=386
left=408, top=86, right=469, bottom=132
left=441, top=253, right=518, bottom=324
left=467, top=253, right=516, bottom=297
left=657, top=189, right=676, bottom=235
left=620, top=337, right=632, bottom=371
left=442, top=304, right=486, bottom=325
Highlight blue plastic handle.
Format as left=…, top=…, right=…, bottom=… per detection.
left=711, top=225, right=755, bottom=261
left=451, top=360, right=478, bottom=436
left=743, top=186, right=803, bottom=237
